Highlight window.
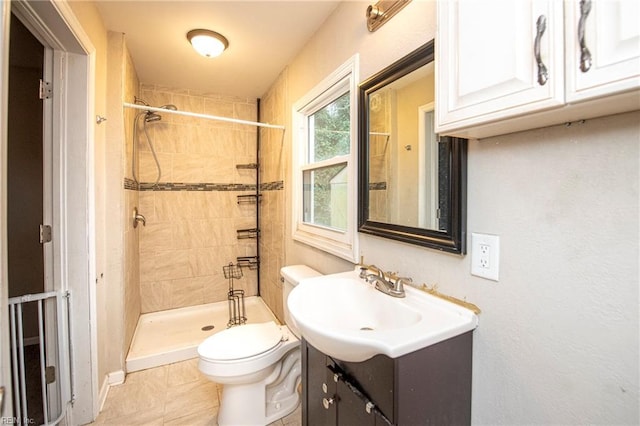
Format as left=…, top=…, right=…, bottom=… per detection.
left=292, top=56, right=359, bottom=262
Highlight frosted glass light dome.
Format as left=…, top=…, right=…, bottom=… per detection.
left=187, top=29, right=229, bottom=58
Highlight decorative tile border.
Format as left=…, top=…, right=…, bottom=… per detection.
left=260, top=181, right=284, bottom=191
left=124, top=177, right=283, bottom=192
left=124, top=178, right=138, bottom=190
left=140, top=182, right=257, bottom=192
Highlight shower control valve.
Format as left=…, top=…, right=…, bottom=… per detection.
left=133, top=207, right=146, bottom=228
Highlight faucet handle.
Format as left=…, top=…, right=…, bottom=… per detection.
left=394, top=277, right=412, bottom=293
left=359, top=264, right=382, bottom=278
left=358, top=266, right=368, bottom=279
left=396, top=276, right=412, bottom=284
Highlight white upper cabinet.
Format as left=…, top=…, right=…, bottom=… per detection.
left=436, top=0, right=564, bottom=132
left=436, top=0, right=640, bottom=139
left=565, top=0, right=640, bottom=102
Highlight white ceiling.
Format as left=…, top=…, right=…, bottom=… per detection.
left=95, top=1, right=341, bottom=99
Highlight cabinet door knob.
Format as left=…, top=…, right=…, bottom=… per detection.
left=578, top=0, right=592, bottom=72
left=534, top=15, right=549, bottom=86
left=322, top=397, right=335, bottom=409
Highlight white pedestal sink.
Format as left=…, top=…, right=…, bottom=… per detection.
left=287, top=268, right=479, bottom=362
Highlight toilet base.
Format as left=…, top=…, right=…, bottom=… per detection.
left=217, top=382, right=267, bottom=426
left=216, top=376, right=301, bottom=426
left=265, top=386, right=300, bottom=424
left=214, top=348, right=301, bottom=426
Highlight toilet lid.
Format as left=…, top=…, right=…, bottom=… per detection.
left=198, top=322, right=283, bottom=361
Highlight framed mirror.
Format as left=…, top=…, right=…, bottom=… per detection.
left=358, top=40, right=467, bottom=254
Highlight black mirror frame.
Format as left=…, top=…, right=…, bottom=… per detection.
left=358, top=40, right=467, bottom=254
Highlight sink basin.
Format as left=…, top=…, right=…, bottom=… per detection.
left=287, top=268, right=478, bottom=362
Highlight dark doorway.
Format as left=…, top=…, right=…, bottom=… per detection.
left=8, top=12, right=46, bottom=426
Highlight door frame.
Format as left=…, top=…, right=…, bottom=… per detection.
left=0, top=0, right=11, bottom=416
left=417, top=102, right=437, bottom=230
left=0, top=0, right=97, bottom=423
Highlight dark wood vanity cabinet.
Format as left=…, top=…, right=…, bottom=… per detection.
left=301, top=332, right=473, bottom=426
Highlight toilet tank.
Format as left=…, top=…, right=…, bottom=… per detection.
left=280, top=265, right=322, bottom=337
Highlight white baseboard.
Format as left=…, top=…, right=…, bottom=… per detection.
left=108, top=370, right=126, bottom=385
left=98, top=370, right=126, bottom=412
left=98, top=376, right=109, bottom=412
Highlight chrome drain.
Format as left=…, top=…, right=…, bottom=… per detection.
left=201, top=325, right=215, bottom=331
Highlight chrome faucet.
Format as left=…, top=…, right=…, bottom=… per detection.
left=359, top=265, right=408, bottom=298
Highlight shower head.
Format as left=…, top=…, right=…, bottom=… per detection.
left=142, top=104, right=177, bottom=123
left=134, top=96, right=150, bottom=106
left=144, top=112, right=162, bottom=122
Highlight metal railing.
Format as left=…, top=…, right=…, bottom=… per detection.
left=8, top=291, right=72, bottom=426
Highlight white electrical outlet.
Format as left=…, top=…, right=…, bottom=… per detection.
left=471, top=233, right=500, bottom=281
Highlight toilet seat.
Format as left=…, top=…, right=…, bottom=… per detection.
left=198, top=322, right=284, bottom=361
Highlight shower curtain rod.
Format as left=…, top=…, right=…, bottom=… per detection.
left=123, top=102, right=285, bottom=130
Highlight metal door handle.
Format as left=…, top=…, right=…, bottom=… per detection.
left=578, top=0, right=592, bottom=72
left=534, top=15, right=549, bottom=86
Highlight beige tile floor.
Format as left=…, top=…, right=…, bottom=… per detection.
left=90, top=358, right=302, bottom=426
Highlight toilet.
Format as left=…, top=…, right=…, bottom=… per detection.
left=198, top=265, right=321, bottom=426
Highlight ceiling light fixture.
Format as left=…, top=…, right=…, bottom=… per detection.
left=187, top=29, right=229, bottom=58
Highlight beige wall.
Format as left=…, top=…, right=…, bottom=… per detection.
left=393, top=74, right=432, bottom=226
left=122, top=38, right=141, bottom=364
left=264, top=1, right=639, bottom=424
left=136, top=85, right=259, bottom=312
left=67, top=0, right=115, bottom=404
left=104, top=30, right=142, bottom=380
left=68, top=0, right=141, bottom=397
left=104, top=31, right=127, bottom=380
left=259, top=69, right=288, bottom=321
left=103, top=31, right=125, bottom=381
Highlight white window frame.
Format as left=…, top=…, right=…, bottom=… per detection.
left=292, top=55, right=359, bottom=263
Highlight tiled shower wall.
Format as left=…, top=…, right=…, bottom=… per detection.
left=135, top=85, right=259, bottom=313
left=258, top=69, right=288, bottom=322
left=368, top=90, right=391, bottom=223
left=123, top=41, right=141, bottom=349
left=106, top=31, right=140, bottom=368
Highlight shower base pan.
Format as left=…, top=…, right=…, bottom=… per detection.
left=126, top=296, right=278, bottom=372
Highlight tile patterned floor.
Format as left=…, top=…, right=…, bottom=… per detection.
left=90, top=358, right=302, bottom=426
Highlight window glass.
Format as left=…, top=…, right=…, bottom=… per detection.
left=291, top=54, right=358, bottom=262
left=303, top=163, right=348, bottom=231
left=309, top=92, right=350, bottom=162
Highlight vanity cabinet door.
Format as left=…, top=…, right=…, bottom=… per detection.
left=335, top=380, right=377, bottom=426
left=333, top=355, right=394, bottom=422
left=303, top=340, right=335, bottom=426
left=302, top=341, right=381, bottom=426
left=565, top=0, right=640, bottom=103
left=302, top=334, right=474, bottom=426
left=436, top=0, right=564, bottom=134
